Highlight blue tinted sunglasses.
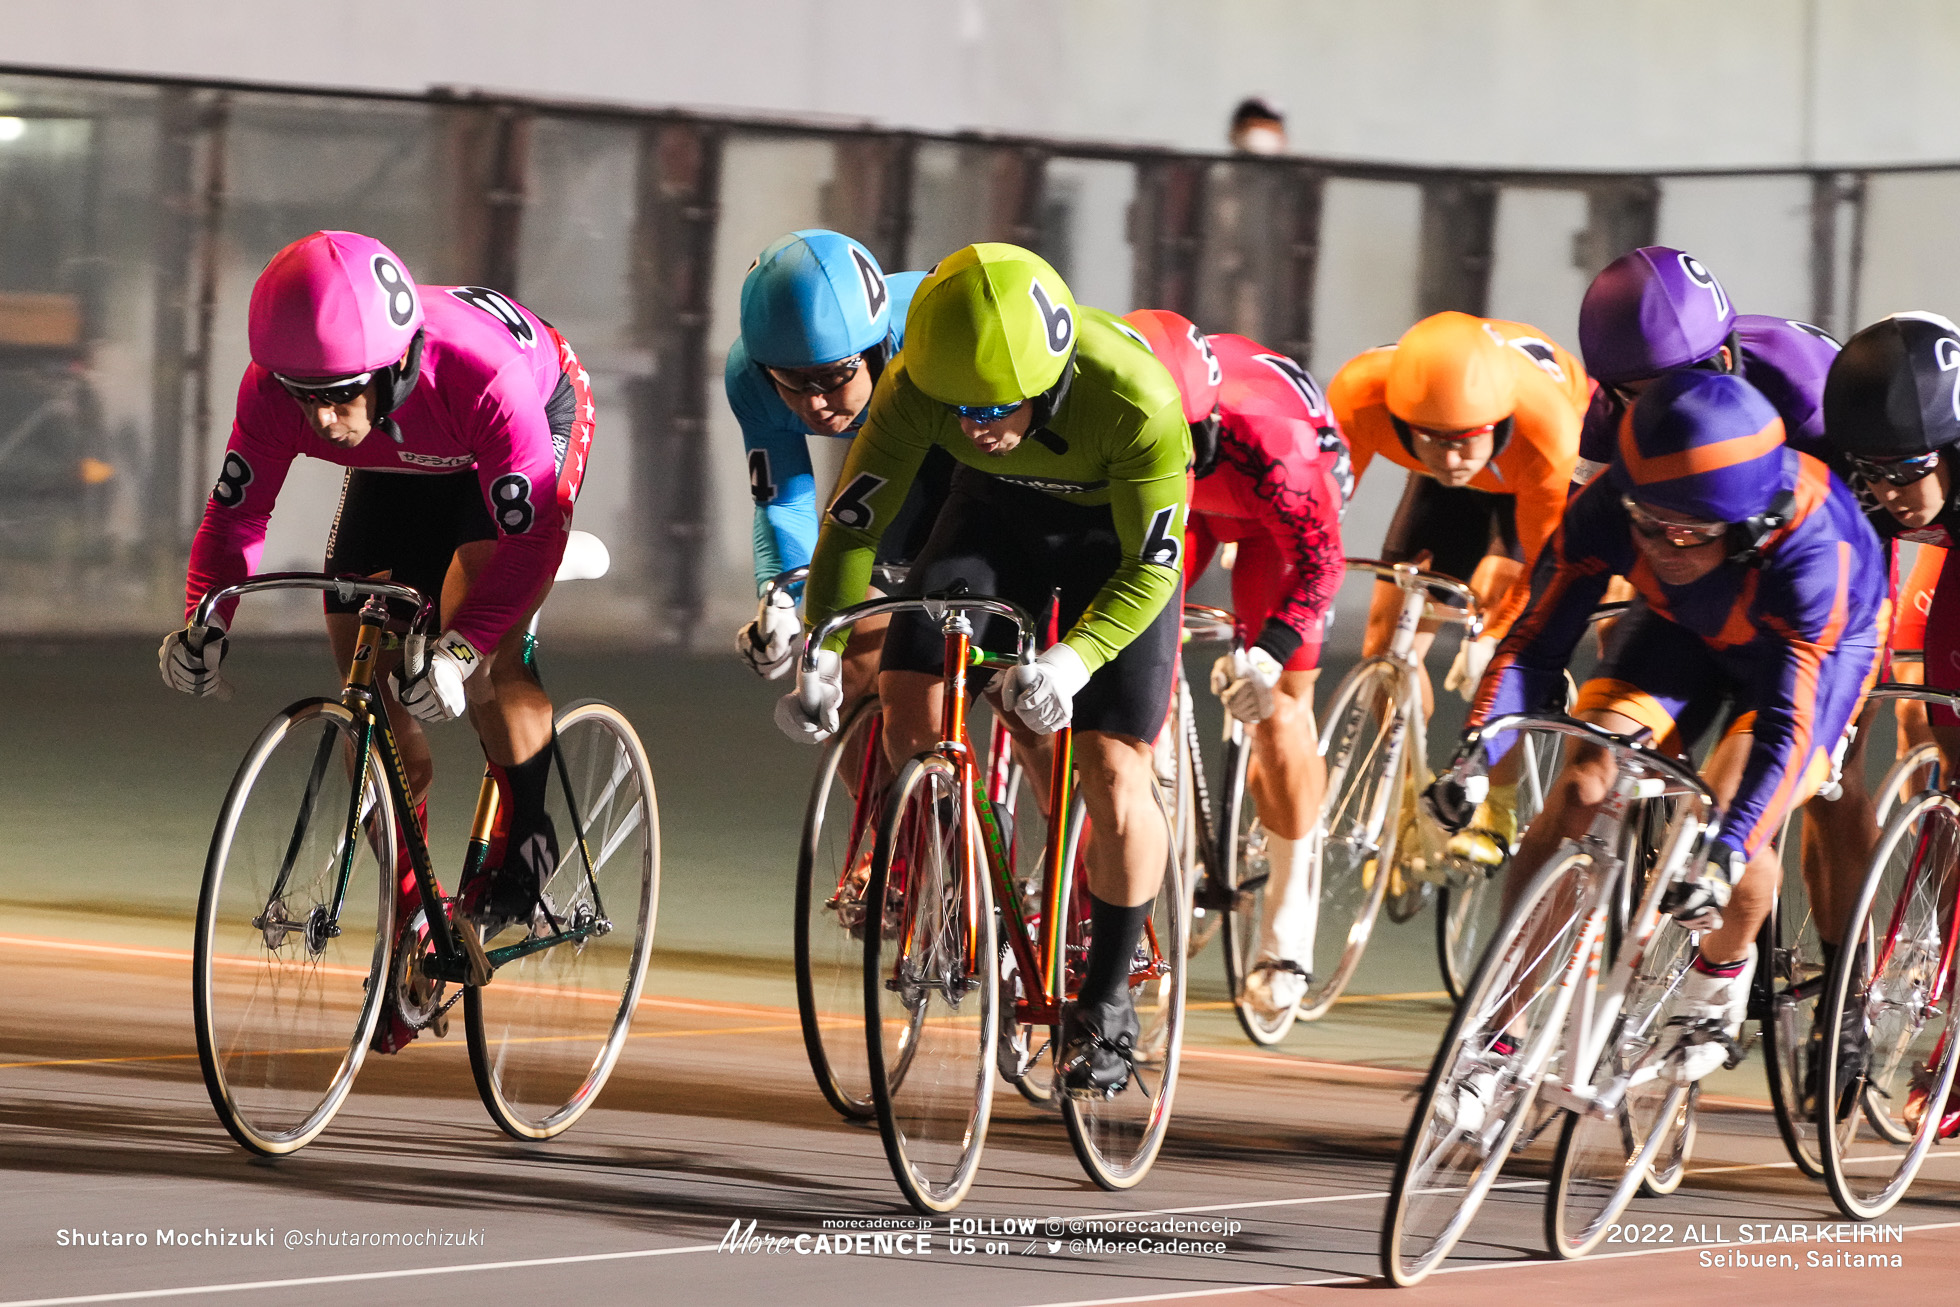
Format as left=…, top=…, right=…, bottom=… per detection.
left=951, top=400, right=1023, bottom=422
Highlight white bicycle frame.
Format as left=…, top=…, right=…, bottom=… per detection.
left=1449, top=714, right=1716, bottom=1135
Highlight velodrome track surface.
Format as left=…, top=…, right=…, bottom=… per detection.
left=2, top=638, right=1956, bottom=1305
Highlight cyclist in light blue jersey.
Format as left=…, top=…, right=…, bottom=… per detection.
left=727, top=229, right=949, bottom=690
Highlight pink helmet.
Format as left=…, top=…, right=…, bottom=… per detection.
left=247, top=231, right=424, bottom=378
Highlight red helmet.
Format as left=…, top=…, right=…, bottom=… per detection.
left=1122, top=309, right=1221, bottom=423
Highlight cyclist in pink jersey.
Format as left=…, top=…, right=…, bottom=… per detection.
left=161, top=231, right=595, bottom=1051
left=1123, top=310, right=1351, bottom=1017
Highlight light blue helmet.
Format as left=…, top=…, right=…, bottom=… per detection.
left=738, top=229, right=893, bottom=369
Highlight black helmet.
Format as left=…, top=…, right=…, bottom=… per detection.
left=1824, top=312, right=1960, bottom=457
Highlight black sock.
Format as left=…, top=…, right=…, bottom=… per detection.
left=1080, top=894, right=1149, bottom=1010
left=501, top=744, right=554, bottom=844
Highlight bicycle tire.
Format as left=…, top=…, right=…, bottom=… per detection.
left=792, top=697, right=886, bottom=1119
left=1546, top=905, right=1699, bottom=1259
left=1299, top=659, right=1402, bottom=1020
left=466, top=700, right=659, bottom=1140
left=1437, top=729, right=1565, bottom=1001
left=1060, top=789, right=1188, bottom=1189
left=1759, top=816, right=1828, bottom=1178
left=1381, top=843, right=1599, bottom=1286
left=1818, top=788, right=1960, bottom=1219
left=192, top=698, right=393, bottom=1156
left=1218, top=734, right=1301, bottom=1045
left=865, top=753, right=997, bottom=1214
left=1874, top=741, right=1941, bottom=829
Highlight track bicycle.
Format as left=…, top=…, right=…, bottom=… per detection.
left=783, top=566, right=1046, bottom=1120
left=795, top=591, right=1186, bottom=1211
left=1382, top=713, right=1717, bottom=1284
left=1311, top=559, right=1538, bottom=1018
left=1817, top=682, right=1960, bottom=1219
left=189, top=538, right=658, bottom=1155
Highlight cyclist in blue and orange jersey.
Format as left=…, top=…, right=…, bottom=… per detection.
left=1123, top=309, right=1351, bottom=1016
left=1441, top=372, right=1886, bottom=1101
left=727, top=230, right=946, bottom=699
left=159, top=231, right=598, bottom=1052
left=1824, top=311, right=1960, bottom=1137
left=1576, top=246, right=1842, bottom=485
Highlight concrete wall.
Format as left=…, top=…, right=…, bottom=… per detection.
left=4, top=0, right=1958, bottom=169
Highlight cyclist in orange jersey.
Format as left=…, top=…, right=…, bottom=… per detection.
left=1328, top=313, right=1589, bottom=868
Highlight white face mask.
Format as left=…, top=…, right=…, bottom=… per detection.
left=1233, top=124, right=1287, bottom=156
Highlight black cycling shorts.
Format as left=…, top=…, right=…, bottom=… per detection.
left=322, top=468, right=497, bottom=617
left=875, top=444, right=956, bottom=570
left=881, top=468, right=1179, bottom=743
left=1380, top=475, right=1521, bottom=583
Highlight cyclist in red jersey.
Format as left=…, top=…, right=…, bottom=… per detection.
left=160, top=231, right=596, bottom=1052
left=1123, top=311, right=1351, bottom=1016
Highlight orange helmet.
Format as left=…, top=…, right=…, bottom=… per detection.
left=1121, top=308, right=1221, bottom=423
left=1385, top=312, right=1519, bottom=431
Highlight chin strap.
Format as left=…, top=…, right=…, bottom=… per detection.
left=371, top=330, right=426, bottom=443
left=1725, top=487, right=1797, bottom=567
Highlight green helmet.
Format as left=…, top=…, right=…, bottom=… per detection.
left=903, top=243, right=1078, bottom=406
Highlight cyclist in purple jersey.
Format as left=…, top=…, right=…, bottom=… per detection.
left=1576, top=246, right=1840, bottom=482
left=1447, top=372, right=1885, bottom=1089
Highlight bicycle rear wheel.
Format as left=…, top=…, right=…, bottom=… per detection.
left=1819, top=789, right=1960, bottom=1219
left=1381, top=844, right=1598, bottom=1287
left=1760, top=817, right=1828, bottom=1177
left=1301, top=660, right=1402, bottom=1019
left=1218, top=733, right=1302, bottom=1045
left=1438, top=728, right=1565, bottom=1001
left=466, top=700, right=658, bottom=1140
left=1061, top=791, right=1188, bottom=1189
left=1875, top=741, right=1941, bottom=828
left=1546, top=908, right=1698, bottom=1259
left=193, top=698, right=393, bottom=1156
left=793, top=698, right=886, bottom=1119
left=866, top=754, right=997, bottom=1213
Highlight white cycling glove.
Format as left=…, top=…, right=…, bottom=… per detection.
left=737, top=589, right=803, bottom=680
left=1002, top=644, right=1091, bottom=735
left=159, top=623, right=227, bottom=696
left=393, top=630, right=480, bottom=723
left=1210, top=646, right=1283, bottom=724
left=1443, top=635, right=1498, bottom=702
left=776, top=648, right=843, bottom=744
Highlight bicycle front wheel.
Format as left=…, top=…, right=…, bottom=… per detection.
left=1302, top=660, right=1403, bottom=1019
left=1819, top=789, right=1960, bottom=1219
left=1218, top=734, right=1300, bottom=1045
left=1382, top=843, right=1599, bottom=1287
left=1546, top=909, right=1698, bottom=1259
left=466, top=700, right=659, bottom=1140
left=1061, top=791, right=1188, bottom=1189
left=1438, top=728, right=1565, bottom=1001
left=193, top=698, right=393, bottom=1156
left=794, top=698, right=886, bottom=1119
left=866, top=754, right=997, bottom=1214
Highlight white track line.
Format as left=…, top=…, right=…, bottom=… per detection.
left=0, top=1242, right=722, bottom=1307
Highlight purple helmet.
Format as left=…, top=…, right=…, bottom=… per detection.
left=1580, top=246, right=1738, bottom=385
left=1616, top=371, right=1787, bottom=523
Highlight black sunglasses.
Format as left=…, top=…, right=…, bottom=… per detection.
left=275, top=372, right=374, bottom=406
left=762, top=355, right=864, bottom=397
left=1847, top=450, right=1942, bottom=487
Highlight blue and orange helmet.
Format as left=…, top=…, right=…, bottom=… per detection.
left=1615, top=371, right=1789, bottom=523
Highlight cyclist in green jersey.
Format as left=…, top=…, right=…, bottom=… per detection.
left=779, top=243, right=1192, bottom=1097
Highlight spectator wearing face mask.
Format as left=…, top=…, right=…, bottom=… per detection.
left=1228, top=97, right=1288, bottom=155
